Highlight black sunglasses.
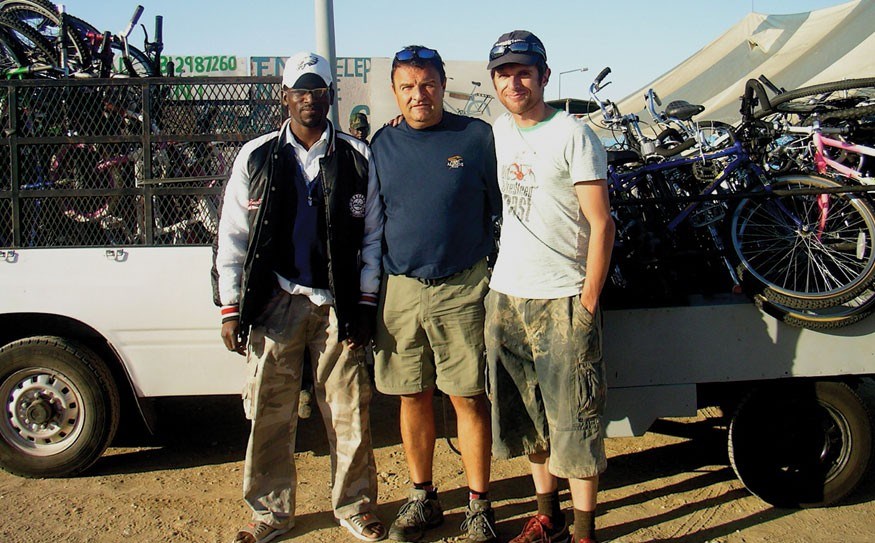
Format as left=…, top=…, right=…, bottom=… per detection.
left=489, top=41, right=546, bottom=61
left=394, top=47, right=439, bottom=62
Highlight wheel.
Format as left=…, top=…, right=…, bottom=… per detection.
left=65, top=15, right=157, bottom=77
left=0, top=336, right=120, bottom=477
left=695, top=120, right=736, bottom=152
left=0, top=0, right=92, bottom=71
left=728, top=381, right=872, bottom=507
left=0, top=12, right=58, bottom=69
left=769, top=77, right=875, bottom=115
left=753, top=289, right=875, bottom=330
left=731, top=175, right=875, bottom=309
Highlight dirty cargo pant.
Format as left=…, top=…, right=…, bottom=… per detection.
left=242, top=291, right=377, bottom=529
left=485, top=291, right=607, bottom=479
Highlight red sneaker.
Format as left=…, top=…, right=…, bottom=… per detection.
left=509, top=514, right=569, bottom=543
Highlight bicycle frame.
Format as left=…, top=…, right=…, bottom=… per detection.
left=811, top=129, right=875, bottom=184
left=609, top=139, right=765, bottom=231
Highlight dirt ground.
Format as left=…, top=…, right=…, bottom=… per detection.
left=2, top=392, right=875, bottom=543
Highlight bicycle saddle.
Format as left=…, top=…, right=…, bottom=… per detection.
left=607, top=149, right=642, bottom=166
left=665, top=100, right=705, bottom=121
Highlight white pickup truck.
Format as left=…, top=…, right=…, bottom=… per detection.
left=1, top=244, right=873, bottom=509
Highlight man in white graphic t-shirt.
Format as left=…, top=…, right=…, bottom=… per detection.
left=484, top=30, right=615, bottom=543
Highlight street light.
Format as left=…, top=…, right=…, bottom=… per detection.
left=558, top=67, right=589, bottom=100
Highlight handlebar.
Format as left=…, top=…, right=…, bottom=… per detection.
left=594, top=67, right=611, bottom=87
left=740, top=78, right=774, bottom=120
left=154, top=15, right=163, bottom=46
left=758, top=74, right=784, bottom=95
left=120, top=5, right=144, bottom=39
left=645, top=88, right=663, bottom=124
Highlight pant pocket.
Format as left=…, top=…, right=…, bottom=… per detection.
left=241, top=332, right=264, bottom=420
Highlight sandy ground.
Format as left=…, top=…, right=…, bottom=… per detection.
left=1, top=393, right=875, bottom=543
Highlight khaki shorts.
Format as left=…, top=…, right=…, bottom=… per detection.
left=375, top=259, right=488, bottom=397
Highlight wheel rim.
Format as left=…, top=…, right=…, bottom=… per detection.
left=0, top=367, right=84, bottom=456
left=752, top=398, right=852, bottom=491
left=733, top=178, right=875, bottom=302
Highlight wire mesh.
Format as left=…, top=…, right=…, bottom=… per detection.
left=2, top=76, right=283, bottom=248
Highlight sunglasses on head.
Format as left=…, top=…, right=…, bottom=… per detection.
left=489, top=41, right=546, bottom=61
left=285, top=87, right=330, bottom=100
left=394, top=47, right=439, bottom=62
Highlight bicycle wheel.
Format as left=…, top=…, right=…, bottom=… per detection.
left=0, top=0, right=92, bottom=71
left=754, top=289, right=875, bottom=330
left=0, top=12, right=57, bottom=68
left=770, top=78, right=875, bottom=116
left=65, top=14, right=156, bottom=77
left=696, top=120, right=737, bottom=152
left=732, top=175, right=875, bottom=309
left=0, top=18, right=25, bottom=71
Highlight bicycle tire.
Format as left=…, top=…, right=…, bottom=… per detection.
left=0, top=12, right=57, bottom=69
left=0, top=19, right=25, bottom=71
left=65, top=14, right=157, bottom=77
left=754, top=291, right=875, bottom=330
left=732, top=175, right=875, bottom=309
left=0, top=0, right=92, bottom=71
left=770, top=78, right=875, bottom=115
left=817, top=104, right=875, bottom=123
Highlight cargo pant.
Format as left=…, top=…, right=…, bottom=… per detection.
left=242, top=290, right=377, bottom=528
left=485, top=291, right=607, bottom=479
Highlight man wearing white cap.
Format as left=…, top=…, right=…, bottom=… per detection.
left=213, top=51, right=386, bottom=542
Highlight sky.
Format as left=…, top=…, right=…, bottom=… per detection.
left=66, top=0, right=852, bottom=100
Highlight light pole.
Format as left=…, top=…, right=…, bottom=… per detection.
left=558, top=67, right=589, bottom=100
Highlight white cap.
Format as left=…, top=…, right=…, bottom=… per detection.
left=282, top=52, right=334, bottom=88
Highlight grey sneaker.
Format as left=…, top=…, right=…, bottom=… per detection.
left=388, top=488, right=444, bottom=542
left=461, top=499, right=499, bottom=543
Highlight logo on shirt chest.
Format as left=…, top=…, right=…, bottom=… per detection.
left=446, top=155, right=464, bottom=169
left=349, top=193, right=366, bottom=218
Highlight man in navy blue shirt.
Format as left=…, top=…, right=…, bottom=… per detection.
left=370, top=45, right=501, bottom=543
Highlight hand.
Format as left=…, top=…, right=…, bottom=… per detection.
left=346, top=305, right=377, bottom=350
left=384, top=114, right=404, bottom=128
left=579, top=292, right=598, bottom=316
left=221, top=319, right=246, bottom=356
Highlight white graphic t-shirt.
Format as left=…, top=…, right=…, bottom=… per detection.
left=489, top=109, right=607, bottom=299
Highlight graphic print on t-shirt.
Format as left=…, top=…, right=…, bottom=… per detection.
left=500, top=151, right=536, bottom=222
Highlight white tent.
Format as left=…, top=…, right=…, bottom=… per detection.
left=605, top=0, right=875, bottom=128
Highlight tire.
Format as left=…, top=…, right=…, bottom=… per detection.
left=65, top=14, right=157, bottom=77
left=753, top=290, right=875, bottom=330
left=0, top=336, right=120, bottom=477
left=728, top=381, right=872, bottom=508
left=0, top=0, right=92, bottom=71
left=0, top=17, right=26, bottom=71
left=0, top=12, right=58, bottom=68
left=770, top=77, right=875, bottom=115
left=731, top=175, right=875, bottom=309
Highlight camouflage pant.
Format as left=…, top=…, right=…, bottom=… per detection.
left=242, top=290, right=377, bottom=528
left=485, top=290, right=607, bottom=479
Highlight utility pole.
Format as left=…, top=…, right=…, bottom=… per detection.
left=314, top=0, right=339, bottom=126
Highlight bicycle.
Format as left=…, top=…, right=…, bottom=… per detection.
left=591, top=69, right=875, bottom=316
left=443, top=80, right=494, bottom=116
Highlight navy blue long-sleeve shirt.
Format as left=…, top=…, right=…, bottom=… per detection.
left=371, top=112, right=501, bottom=279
